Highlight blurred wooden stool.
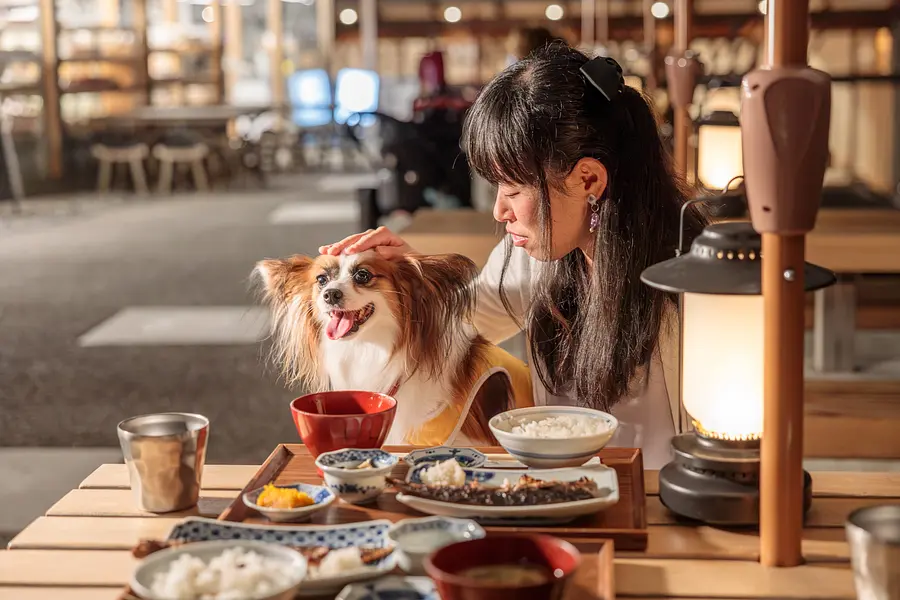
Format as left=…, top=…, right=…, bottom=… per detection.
left=90, top=142, right=150, bottom=195
left=153, top=142, right=210, bottom=194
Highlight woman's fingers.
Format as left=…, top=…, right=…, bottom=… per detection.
left=318, top=231, right=372, bottom=256
left=345, top=227, right=406, bottom=254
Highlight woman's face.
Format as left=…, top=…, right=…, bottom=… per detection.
left=493, top=159, right=607, bottom=261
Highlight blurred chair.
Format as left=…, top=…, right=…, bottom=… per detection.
left=90, top=139, right=150, bottom=195
left=152, top=132, right=209, bottom=194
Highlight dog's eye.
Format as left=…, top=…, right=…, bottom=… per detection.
left=316, top=274, right=328, bottom=287
left=353, top=270, right=372, bottom=285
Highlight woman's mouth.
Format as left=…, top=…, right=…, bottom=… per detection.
left=325, top=303, right=375, bottom=340
left=509, top=233, right=528, bottom=247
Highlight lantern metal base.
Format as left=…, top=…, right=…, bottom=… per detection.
left=659, top=432, right=812, bottom=526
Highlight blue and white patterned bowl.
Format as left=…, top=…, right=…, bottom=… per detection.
left=406, top=464, right=495, bottom=486
left=315, top=448, right=399, bottom=505
left=403, top=447, right=486, bottom=468
left=387, top=517, right=485, bottom=575
left=242, top=483, right=335, bottom=523
left=336, top=576, right=438, bottom=600
left=166, top=517, right=397, bottom=597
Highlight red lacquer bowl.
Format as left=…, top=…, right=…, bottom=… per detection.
left=290, top=391, right=397, bottom=458
left=425, top=534, right=581, bottom=600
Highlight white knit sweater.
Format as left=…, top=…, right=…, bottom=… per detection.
left=471, top=240, right=679, bottom=469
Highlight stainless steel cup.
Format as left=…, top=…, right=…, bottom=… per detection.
left=846, top=504, right=900, bottom=600
left=117, top=412, right=209, bottom=513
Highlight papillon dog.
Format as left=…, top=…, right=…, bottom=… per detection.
left=255, top=251, right=533, bottom=446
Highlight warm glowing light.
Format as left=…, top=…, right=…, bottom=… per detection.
left=201, top=6, right=214, bottom=22
left=339, top=8, right=358, bottom=24
left=444, top=6, right=461, bottom=22
left=650, top=1, right=670, bottom=19
left=697, top=121, right=743, bottom=190
left=545, top=4, right=564, bottom=20
left=758, top=0, right=767, bottom=14
left=682, top=293, right=764, bottom=439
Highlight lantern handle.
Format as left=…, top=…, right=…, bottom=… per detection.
left=677, top=175, right=746, bottom=257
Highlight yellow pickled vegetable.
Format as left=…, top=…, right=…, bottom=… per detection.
left=256, top=484, right=315, bottom=509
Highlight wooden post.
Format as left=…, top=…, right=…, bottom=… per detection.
left=596, top=0, right=609, bottom=46
left=209, top=0, right=224, bottom=103
left=672, top=0, right=693, bottom=175
left=581, top=0, right=595, bottom=49
left=268, top=0, right=284, bottom=105
left=759, top=0, right=814, bottom=568
left=360, top=0, right=378, bottom=72
left=317, top=0, right=335, bottom=75
left=38, top=0, right=62, bottom=178
left=134, top=0, right=150, bottom=103
left=643, top=0, right=657, bottom=92
left=225, top=0, right=243, bottom=102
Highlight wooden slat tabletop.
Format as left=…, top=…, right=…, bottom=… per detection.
left=5, top=458, right=899, bottom=599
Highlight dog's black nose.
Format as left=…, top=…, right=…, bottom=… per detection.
left=323, top=288, right=343, bottom=306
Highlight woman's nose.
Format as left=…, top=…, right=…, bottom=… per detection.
left=493, top=192, right=514, bottom=223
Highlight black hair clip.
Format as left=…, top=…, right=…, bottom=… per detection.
left=580, top=56, right=625, bottom=102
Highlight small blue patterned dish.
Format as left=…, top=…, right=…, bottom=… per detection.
left=242, top=482, right=335, bottom=523
left=315, top=448, right=399, bottom=505
left=387, top=517, right=485, bottom=575
left=403, top=446, right=486, bottom=468
left=336, top=576, right=438, bottom=600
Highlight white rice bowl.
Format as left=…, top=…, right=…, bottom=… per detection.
left=131, top=540, right=307, bottom=600
left=489, top=406, right=619, bottom=469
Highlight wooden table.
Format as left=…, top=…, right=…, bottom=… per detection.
left=4, top=458, right=900, bottom=599
left=400, top=207, right=900, bottom=374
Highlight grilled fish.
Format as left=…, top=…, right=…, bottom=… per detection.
left=391, top=474, right=603, bottom=506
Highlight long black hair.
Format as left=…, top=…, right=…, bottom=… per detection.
left=463, top=42, right=706, bottom=410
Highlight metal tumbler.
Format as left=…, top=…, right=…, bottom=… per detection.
left=117, top=412, right=209, bottom=513
left=846, top=504, right=900, bottom=600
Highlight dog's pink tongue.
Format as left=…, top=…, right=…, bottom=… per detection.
left=326, top=312, right=354, bottom=340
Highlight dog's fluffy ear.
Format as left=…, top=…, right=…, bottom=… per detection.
left=253, top=255, right=324, bottom=391
left=398, top=253, right=479, bottom=320
left=254, top=256, right=314, bottom=301
left=394, top=254, right=479, bottom=379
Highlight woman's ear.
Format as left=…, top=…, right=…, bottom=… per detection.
left=567, top=157, right=609, bottom=200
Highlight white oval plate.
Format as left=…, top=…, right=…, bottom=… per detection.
left=396, top=464, right=619, bottom=524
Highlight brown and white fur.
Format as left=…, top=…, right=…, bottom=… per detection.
left=255, top=251, right=524, bottom=445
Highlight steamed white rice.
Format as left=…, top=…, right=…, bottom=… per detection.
left=511, top=415, right=609, bottom=438
left=150, top=547, right=295, bottom=600
left=420, top=458, right=466, bottom=487
left=308, top=547, right=365, bottom=579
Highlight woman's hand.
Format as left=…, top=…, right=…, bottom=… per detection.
left=318, top=226, right=417, bottom=260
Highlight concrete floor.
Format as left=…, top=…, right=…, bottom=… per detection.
left=2, top=174, right=900, bottom=543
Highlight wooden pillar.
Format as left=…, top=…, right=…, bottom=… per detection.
left=643, top=0, right=657, bottom=91
left=581, top=0, right=595, bottom=49
left=672, top=0, right=693, bottom=175
left=38, top=0, right=62, bottom=178
left=267, top=0, right=284, bottom=105
left=209, top=0, right=224, bottom=102
left=596, top=0, right=609, bottom=46
left=360, top=0, right=378, bottom=72
left=317, top=0, right=335, bottom=75
left=757, top=0, right=820, bottom=569
left=225, top=0, right=243, bottom=102
left=134, top=0, right=150, bottom=103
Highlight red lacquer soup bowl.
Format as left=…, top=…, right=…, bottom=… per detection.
left=290, top=391, right=397, bottom=458
left=425, top=534, right=581, bottom=600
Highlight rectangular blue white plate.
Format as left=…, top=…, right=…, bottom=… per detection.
left=166, top=517, right=395, bottom=596
left=397, top=464, right=619, bottom=525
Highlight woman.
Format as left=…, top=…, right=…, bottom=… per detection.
left=320, top=44, right=705, bottom=468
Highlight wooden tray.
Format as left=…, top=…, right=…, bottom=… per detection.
left=220, top=444, right=647, bottom=551
left=120, top=541, right=614, bottom=600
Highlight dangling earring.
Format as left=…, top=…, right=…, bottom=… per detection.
left=588, top=194, right=600, bottom=234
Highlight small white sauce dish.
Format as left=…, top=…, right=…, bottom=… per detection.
left=315, top=448, right=399, bottom=505
left=387, top=516, right=486, bottom=575
left=131, top=539, right=308, bottom=600
left=242, top=482, right=335, bottom=523
left=489, top=406, right=619, bottom=468
left=403, top=446, right=486, bottom=469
